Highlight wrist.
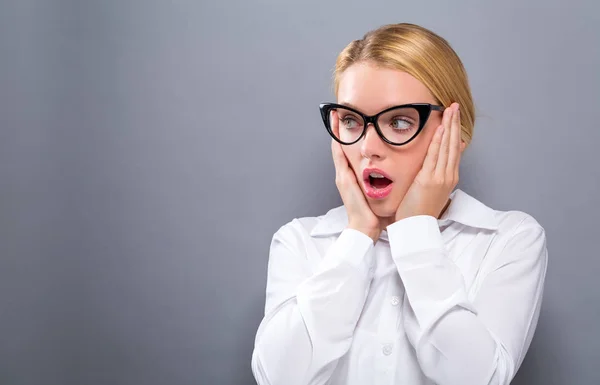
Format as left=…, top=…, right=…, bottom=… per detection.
left=395, top=208, right=438, bottom=222
left=347, top=224, right=380, bottom=243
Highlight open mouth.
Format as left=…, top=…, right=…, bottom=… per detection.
left=363, top=168, right=394, bottom=199
left=368, top=174, right=393, bottom=189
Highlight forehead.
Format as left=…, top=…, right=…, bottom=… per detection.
left=336, top=62, right=436, bottom=115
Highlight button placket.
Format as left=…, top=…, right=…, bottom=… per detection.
left=372, top=245, right=400, bottom=382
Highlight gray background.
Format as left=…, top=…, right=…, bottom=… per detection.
left=0, top=0, right=598, bottom=384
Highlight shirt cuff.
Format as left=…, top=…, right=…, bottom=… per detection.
left=387, top=215, right=444, bottom=256
left=320, top=228, right=375, bottom=275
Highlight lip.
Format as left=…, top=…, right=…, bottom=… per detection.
left=362, top=167, right=394, bottom=200
left=362, top=167, right=393, bottom=182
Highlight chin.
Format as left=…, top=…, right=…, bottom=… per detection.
left=367, top=198, right=398, bottom=219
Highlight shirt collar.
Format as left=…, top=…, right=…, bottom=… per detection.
left=309, top=189, right=499, bottom=239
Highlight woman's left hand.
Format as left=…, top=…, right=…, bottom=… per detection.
left=394, top=102, right=466, bottom=222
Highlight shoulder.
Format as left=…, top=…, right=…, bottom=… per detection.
left=454, top=189, right=545, bottom=236
left=452, top=189, right=547, bottom=255
left=486, top=207, right=547, bottom=267
left=457, top=193, right=548, bottom=282
left=270, top=206, right=344, bottom=246
left=494, top=209, right=545, bottom=238
left=273, top=205, right=346, bottom=238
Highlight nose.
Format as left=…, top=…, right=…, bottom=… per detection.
left=360, top=123, right=387, bottom=160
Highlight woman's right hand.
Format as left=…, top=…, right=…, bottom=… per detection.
left=331, top=139, right=381, bottom=243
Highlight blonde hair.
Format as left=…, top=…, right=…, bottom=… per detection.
left=334, top=23, right=475, bottom=145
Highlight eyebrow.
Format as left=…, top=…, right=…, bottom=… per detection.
left=338, top=101, right=425, bottom=113
left=338, top=102, right=372, bottom=111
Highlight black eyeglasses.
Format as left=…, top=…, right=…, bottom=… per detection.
left=319, top=102, right=445, bottom=146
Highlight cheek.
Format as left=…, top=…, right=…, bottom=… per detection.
left=391, top=154, right=422, bottom=182
left=421, top=119, right=441, bottom=145
left=342, top=146, right=363, bottom=173
left=391, top=128, right=436, bottom=179
left=412, top=121, right=440, bottom=163
left=425, top=113, right=443, bottom=132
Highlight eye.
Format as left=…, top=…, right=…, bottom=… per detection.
left=339, top=116, right=360, bottom=129
left=390, top=117, right=415, bottom=131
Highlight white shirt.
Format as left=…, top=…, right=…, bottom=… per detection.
left=251, top=189, right=548, bottom=385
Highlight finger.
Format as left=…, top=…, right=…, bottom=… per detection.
left=331, top=139, right=342, bottom=174
left=331, top=139, right=350, bottom=176
left=330, top=109, right=340, bottom=142
left=331, top=138, right=337, bottom=162
left=422, top=124, right=445, bottom=173
left=434, top=106, right=454, bottom=176
left=446, top=104, right=461, bottom=175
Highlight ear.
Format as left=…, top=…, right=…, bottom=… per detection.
left=460, top=141, right=466, bottom=152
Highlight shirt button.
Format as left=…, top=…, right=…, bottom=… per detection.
left=391, top=296, right=400, bottom=306
left=382, top=344, right=393, bottom=356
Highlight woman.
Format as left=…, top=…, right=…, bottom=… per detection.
left=251, top=23, right=547, bottom=385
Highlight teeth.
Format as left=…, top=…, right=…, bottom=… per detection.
left=369, top=172, right=385, bottom=178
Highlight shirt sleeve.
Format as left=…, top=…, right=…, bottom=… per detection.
left=251, top=221, right=376, bottom=385
left=387, top=214, right=548, bottom=385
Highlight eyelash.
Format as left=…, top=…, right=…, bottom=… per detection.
left=337, top=115, right=417, bottom=131
left=390, top=117, right=416, bottom=130
left=339, top=116, right=360, bottom=126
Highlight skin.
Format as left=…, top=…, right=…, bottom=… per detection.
left=331, top=62, right=466, bottom=242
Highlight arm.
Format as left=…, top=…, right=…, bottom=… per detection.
left=251, top=221, right=375, bottom=385
left=388, top=214, right=547, bottom=385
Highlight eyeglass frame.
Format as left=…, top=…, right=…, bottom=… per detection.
left=319, top=102, right=446, bottom=146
